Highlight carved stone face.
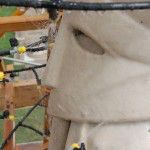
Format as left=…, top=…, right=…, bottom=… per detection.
left=45, top=0, right=150, bottom=123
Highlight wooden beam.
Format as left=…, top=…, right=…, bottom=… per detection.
left=0, top=13, right=49, bottom=33
left=3, top=64, right=15, bottom=150
left=0, top=8, right=28, bottom=37
left=3, top=83, right=15, bottom=150
left=0, top=79, right=44, bottom=110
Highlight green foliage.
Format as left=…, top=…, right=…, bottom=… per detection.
left=0, top=107, right=44, bottom=144
left=0, top=6, right=16, bottom=64
left=0, top=32, right=15, bottom=64
left=0, top=32, right=15, bottom=49
left=16, top=107, right=45, bottom=143
left=0, top=7, right=16, bottom=17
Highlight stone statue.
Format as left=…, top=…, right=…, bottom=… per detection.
left=44, top=0, right=150, bottom=149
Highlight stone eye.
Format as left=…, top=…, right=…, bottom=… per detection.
left=73, top=29, right=105, bottom=55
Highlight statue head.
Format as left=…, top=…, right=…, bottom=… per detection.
left=44, top=0, right=150, bottom=123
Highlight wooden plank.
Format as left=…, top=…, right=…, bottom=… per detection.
left=0, top=79, right=43, bottom=110
left=0, top=13, right=49, bottom=32
left=0, top=8, right=28, bottom=37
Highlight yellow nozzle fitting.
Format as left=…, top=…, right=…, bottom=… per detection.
left=9, top=115, right=15, bottom=121
left=18, top=46, right=26, bottom=54
left=0, top=72, right=5, bottom=81
left=71, top=143, right=80, bottom=149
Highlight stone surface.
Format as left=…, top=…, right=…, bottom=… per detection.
left=44, top=0, right=150, bottom=149
left=45, top=0, right=150, bottom=122
left=65, top=122, right=150, bottom=150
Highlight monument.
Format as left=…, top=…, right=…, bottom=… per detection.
left=44, top=0, right=150, bottom=149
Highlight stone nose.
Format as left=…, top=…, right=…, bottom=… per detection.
left=44, top=46, right=65, bottom=88
left=43, top=23, right=70, bottom=88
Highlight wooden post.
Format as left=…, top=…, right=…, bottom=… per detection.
left=3, top=65, right=16, bottom=150
left=0, top=60, right=5, bottom=71
left=0, top=60, right=3, bottom=71
left=42, top=87, right=51, bottom=150
left=3, top=83, right=15, bottom=150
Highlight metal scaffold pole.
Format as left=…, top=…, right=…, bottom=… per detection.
left=0, top=0, right=150, bottom=11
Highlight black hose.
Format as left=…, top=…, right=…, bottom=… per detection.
left=0, top=94, right=49, bottom=150
left=0, top=110, right=10, bottom=119
left=31, top=68, right=41, bottom=85
left=21, top=123, right=44, bottom=136
left=0, top=50, right=11, bottom=56
left=0, top=0, right=150, bottom=11
left=4, top=64, right=46, bottom=74
left=0, top=47, right=47, bottom=57
left=27, top=36, right=48, bottom=47
left=27, top=46, right=46, bottom=52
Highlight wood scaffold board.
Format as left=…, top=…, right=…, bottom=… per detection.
left=0, top=79, right=44, bottom=110
left=0, top=13, right=49, bottom=33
